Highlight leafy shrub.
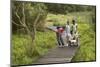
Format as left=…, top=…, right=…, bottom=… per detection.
left=12, top=30, right=56, bottom=65
left=72, top=23, right=96, bottom=62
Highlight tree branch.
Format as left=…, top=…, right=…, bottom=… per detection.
left=22, top=3, right=26, bottom=26
left=21, top=2, right=31, bottom=35
left=14, top=12, right=25, bottom=26
left=33, top=13, right=41, bottom=26
left=12, top=20, right=24, bottom=27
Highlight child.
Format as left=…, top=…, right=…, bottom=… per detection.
left=71, top=19, right=78, bottom=39
left=65, top=21, right=72, bottom=46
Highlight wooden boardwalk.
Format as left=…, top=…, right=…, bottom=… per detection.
left=34, top=46, right=78, bottom=64
left=34, top=26, right=79, bottom=64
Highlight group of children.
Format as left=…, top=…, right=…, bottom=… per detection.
left=55, top=19, right=78, bottom=47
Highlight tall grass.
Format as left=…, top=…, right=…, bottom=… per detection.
left=72, top=23, right=96, bottom=62
left=46, top=12, right=93, bottom=26
left=12, top=30, right=56, bottom=65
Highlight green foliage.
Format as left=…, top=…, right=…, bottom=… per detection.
left=12, top=35, right=33, bottom=65
left=35, top=31, right=56, bottom=55
left=45, top=3, right=95, bottom=14
left=12, top=30, right=56, bottom=65
left=12, top=1, right=48, bottom=32
left=46, top=14, right=67, bottom=26
left=53, top=22, right=65, bottom=27
left=46, top=12, right=94, bottom=27
left=46, top=12, right=96, bottom=62
left=72, top=23, right=96, bottom=62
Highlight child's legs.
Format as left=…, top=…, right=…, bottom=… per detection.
left=62, top=36, right=67, bottom=45
left=56, top=33, right=61, bottom=46
left=66, top=34, right=70, bottom=43
left=60, top=35, right=64, bottom=46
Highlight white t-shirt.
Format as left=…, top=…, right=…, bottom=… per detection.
left=66, top=25, right=70, bottom=34
left=72, top=23, right=77, bottom=33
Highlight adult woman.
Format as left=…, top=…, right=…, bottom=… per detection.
left=56, top=26, right=64, bottom=47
